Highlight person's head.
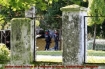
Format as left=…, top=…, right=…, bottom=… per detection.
left=54, top=30, right=58, bottom=34
left=54, top=30, right=57, bottom=33
left=45, top=30, right=49, bottom=34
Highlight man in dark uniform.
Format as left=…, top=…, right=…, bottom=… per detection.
left=54, top=30, right=59, bottom=50
left=0, top=30, right=10, bottom=50
left=2, top=30, right=10, bottom=50
left=45, top=30, right=51, bottom=50
left=5, top=30, right=10, bottom=50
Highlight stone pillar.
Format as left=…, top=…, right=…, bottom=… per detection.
left=60, top=4, right=87, bottom=65
left=10, top=18, right=34, bottom=65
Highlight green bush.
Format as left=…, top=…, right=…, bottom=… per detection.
left=0, top=43, right=10, bottom=61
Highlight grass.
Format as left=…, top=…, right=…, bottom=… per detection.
left=37, top=50, right=105, bottom=56
left=36, top=51, right=62, bottom=56
left=36, top=50, right=105, bottom=63
left=86, top=50, right=105, bottom=63
left=1, top=50, right=105, bottom=63
left=87, top=50, right=105, bottom=56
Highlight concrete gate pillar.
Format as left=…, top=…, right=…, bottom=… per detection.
left=60, top=4, right=87, bottom=65
left=10, top=18, right=34, bottom=65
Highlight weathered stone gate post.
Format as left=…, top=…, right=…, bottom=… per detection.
left=60, top=4, right=87, bottom=65
left=10, top=18, right=34, bottom=65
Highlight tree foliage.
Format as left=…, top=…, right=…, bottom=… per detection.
left=0, top=0, right=88, bottom=29
left=0, top=0, right=59, bottom=11
left=39, top=0, right=88, bottom=29
left=87, top=0, right=105, bottom=26
left=87, top=0, right=105, bottom=49
left=0, top=0, right=36, bottom=11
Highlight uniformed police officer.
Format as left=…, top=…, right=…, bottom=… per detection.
left=45, top=30, right=51, bottom=50
left=54, top=30, right=59, bottom=50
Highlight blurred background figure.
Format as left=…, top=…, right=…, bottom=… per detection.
left=54, top=30, right=59, bottom=50
left=44, top=30, right=52, bottom=50
left=0, top=30, right=10, bottom=50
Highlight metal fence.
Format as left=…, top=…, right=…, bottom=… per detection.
left=0, top=17, right=62, bottom=62
left=35, top=17, right=62, bottom=62
left=35, top=17, right=62, bottom=51
left=84, top=16, right=105, bottom=64
left=36, top=32, right=62, bottom=50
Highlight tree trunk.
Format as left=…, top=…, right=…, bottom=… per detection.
left=93, top=23, right=96, bottom=50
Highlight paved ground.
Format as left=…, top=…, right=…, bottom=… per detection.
left=36, top=55, right=105, bottom=63
left=36, top=38, right=62, bottom=51
left=85, top=56, right=105, bottom=63
left=36, top=38, right=55, bottom=51
left=36, top=55, right=62, bottom=62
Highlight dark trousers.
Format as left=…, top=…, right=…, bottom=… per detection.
left=6, top=43, right=10, bottom=50
left=45, top=42, right=50, bottom=50
left=54, top=41, right=58, bottom=50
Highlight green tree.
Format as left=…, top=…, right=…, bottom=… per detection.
left=0, top=0, right=88, bottom=30
left=0, top=0, right=59, bottom=11
left=88, top=0, right=105, bottom=26
left=87, top=0, right=105, bottom=50
left=0, top=6, right=25, bottom=29
left=0, top=0, right=36, bottom=11
left=39, top=0, right=88, bottom=29
left=0, top=0, right=60, bottom=29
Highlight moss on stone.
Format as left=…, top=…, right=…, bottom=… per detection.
left=60, top=4, right=80, bottom=11
left=13, top=55, right=21, bottom=60
left=60, top=4, right=87, bottom=12
left=29, top=51, right=33, bottom=63
left=11, top=18, right=33, bottom=64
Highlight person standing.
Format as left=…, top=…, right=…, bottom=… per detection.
left=45, top=30, right=51, bottom=50
left=54, top=30, right=59, bottom=50
left=5, top=30, right=10, bottom=50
